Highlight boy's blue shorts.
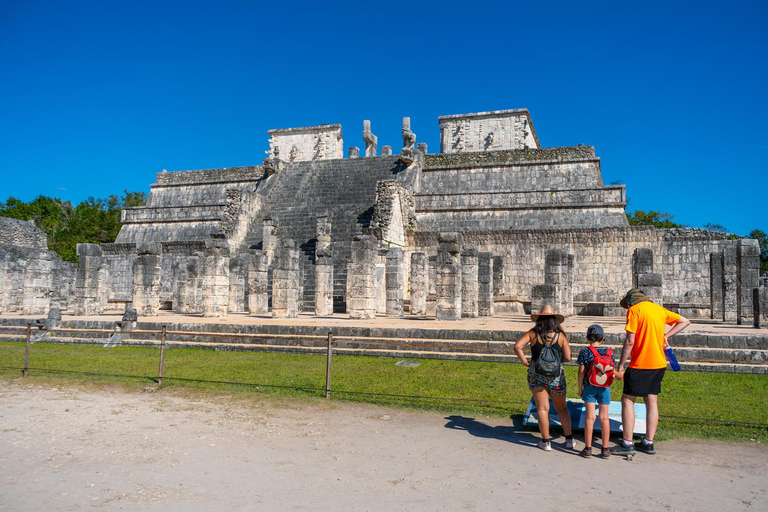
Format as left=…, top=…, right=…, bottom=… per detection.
left=583, top=385, right=611, bottom=405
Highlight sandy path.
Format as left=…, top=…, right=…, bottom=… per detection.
left=1, top=381, right=766, bottom=512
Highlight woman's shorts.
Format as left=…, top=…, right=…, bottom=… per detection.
left=582, top=384, right=611, bottom=405
left=527, top=364, right=567, bottom=396
left=623, top=368, right=666, bottom=397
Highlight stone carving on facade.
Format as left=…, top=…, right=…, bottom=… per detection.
left=400, top=117, right=422, bottom=165
left=363, top=120, right=377, bottom=157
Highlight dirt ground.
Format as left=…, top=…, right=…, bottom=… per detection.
left=1, top=381, right=767, bottom=512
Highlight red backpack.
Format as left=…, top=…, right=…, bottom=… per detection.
left=587, top=346, right=615, bottom=387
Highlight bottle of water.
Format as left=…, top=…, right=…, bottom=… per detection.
left=664, top=346, right=681, bottom=371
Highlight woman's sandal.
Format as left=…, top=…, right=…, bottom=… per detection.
left=600, top=447, right=611, bottom=459
left=580, top=447, right=592, bottom=458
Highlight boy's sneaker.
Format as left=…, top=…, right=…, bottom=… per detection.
left=634, top=441, right=656, bottom=454
left=537, top=440, right=552, bottom=451
left=600, top=448, right=611, bottom=459
left=610, top=441, right=636, bottom=456
left=565, top=438, right=575, bottom=450
left=580, top=447, right=592, bottom=458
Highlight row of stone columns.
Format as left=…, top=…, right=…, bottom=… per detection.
left=711, top=239, right=761, bottom=324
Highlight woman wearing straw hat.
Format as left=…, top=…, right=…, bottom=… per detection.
left=514, top=305, right=574, bottom=451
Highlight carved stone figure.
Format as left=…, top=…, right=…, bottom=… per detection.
left=363, top=120, right=377, bottom=157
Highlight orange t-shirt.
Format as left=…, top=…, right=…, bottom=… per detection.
left=625, top=301, right=682, bottom=369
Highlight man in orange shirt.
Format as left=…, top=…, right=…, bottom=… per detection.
left=611, top=288, right=690, bottom=456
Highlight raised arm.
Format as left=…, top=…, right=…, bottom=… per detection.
left=664, top=316, right=691, bottom=346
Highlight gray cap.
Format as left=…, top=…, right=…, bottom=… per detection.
left=586, top=324, right=605, bottom=340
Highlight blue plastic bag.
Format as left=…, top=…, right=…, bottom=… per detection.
left=664, top=346, right=681, bottom=371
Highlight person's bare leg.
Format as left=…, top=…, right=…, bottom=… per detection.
left=551, top=393, right=572, bottom=437
left=644, top=394, right=659, bottom=442
left=598, top=404, right=611, bottom=449
left=621, top=394, right=636, bottom=441
left=584, top=402, right=596, bottom=448
left=532, top=388, right=550, bottom=440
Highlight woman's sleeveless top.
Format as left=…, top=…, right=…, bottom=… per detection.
left=530, top=332, right=563, bottom=362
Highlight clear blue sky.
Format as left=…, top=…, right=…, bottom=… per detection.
left=1, top=0, right=766, bottom=236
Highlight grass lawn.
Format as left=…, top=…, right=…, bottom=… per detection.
left=1, top=342, right=766, bottom=443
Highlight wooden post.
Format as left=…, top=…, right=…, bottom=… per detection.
left=325, top=331, right=333, bottom=399
left=23, top=323, right=31, bottom=377
left=158, top=325, right=167, bottom=385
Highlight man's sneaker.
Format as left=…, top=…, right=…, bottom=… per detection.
left=580, top=447, right=592, bottom=458
left=610, top=442, right=636, bottom=456
left=634, top=441, right=656, bottom=454
left=537, top=440, right=552, bottom=451
left=565, top=438, right=575, bottom=450
left=600, top=447, right=611, bottom=459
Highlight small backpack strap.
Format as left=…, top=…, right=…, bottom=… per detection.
left=589, top=345, right=599, bottom=358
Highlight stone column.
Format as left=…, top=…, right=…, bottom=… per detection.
left=710, top=253, right=723, bottom=320
left=348, top=147, right=360, bottom=159
left=98, top=263, right=110, bottom=312
left=177, top=254, right=203, bottom=314
left=436, top=233, right=462, bottom=321
left=375, top=251, right=387, bottom=314
left=248, top=249, right=269, bottom=316
left=381, top=145, right=392, bottom=156
left=428, top=255, right=437, bottom=301
left=262, top=218, right=277, bottom=266
left=202, top=240, right=230, bottom=318
left=174, top=260, right=190, bottom=313
left=21, top=251, right=55, bottom=315
left=409, top=252, right=427, bottom=315
left=755, top=287, right=768, bottom=329
left=315, top=216, right=333, bottom=316
left=74, top=243, right=103, bottom=316
left=478, top=252, right=494, bottom=317
left=228, top=254, right=248, bottom=313
left=632, top=248, right=663, bottom=305
left=565, top=254, right=574, bottom=317
left=386, top=247, right=404, bottom=317
left=132, top=243, right=162, bottom=317
left=723, top=245, right=738, bottom=322
left=461, top=244, right=479, bottom=318
left=546, top=249, right=569, bottom=315
left=492, top=255, right=504, bottom=298
left=348, top=235, right=378, bottom=319
left=737, top=239, right=761, bottom=325
left=272, top=239, right=300, bottom=318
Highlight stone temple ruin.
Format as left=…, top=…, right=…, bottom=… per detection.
left=1, top=108, right=766, bottom=325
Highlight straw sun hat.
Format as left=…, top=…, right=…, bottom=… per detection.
left=530, top=304, right=565, bottom=324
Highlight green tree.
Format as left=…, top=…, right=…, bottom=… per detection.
left=749, top=229, right=768, bottom=275
left=0, top=190, right=146, bottom=262
left=626, top=210, right=684, bottom=228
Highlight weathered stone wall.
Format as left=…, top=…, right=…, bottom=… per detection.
left=438, top=109, right=539, bottom=153
left=417, top=147, right=627, bottom=231
left=116, top=166, right=264, bottom=244
left=0, top=217, right=48, bottom=249
left=0, top=218, right=75, bottom=314
left=268, top=124, right=344, bottom=161
left=409, top=227, right=733, bottom=317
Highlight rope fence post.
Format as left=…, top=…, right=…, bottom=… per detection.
left=23, top=323, right=32, bottom=377
left=158, top=325, right=167, bottom=386
left=325, top=331, right=333, bottom=399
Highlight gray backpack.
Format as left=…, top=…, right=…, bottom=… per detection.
left=534, top=333, right=562, bottom=378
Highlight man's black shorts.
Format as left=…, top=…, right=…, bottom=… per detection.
left=623, top=368, right=666, bottom=396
